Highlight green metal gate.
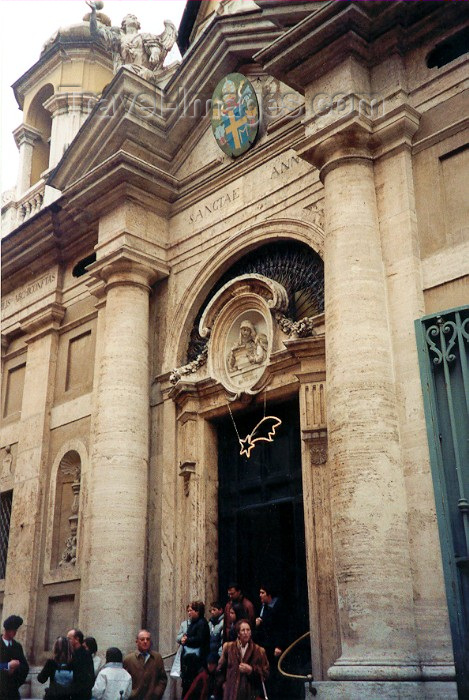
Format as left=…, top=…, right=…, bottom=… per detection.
left=415, top=305, right=469, bottom=696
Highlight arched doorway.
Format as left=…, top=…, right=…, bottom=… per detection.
left=166, top=237, right=339, bottom=681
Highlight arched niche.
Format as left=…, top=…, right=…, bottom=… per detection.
left=44, top=440, right=88, bottom=582
left=26, top=84, right=54, bottom=186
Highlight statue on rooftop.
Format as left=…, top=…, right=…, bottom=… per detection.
left=86, top=0, right=178, bottom=83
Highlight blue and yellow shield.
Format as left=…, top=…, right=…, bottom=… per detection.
left=211, top=73, right=259, bottom=157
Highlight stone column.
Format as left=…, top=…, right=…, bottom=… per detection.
left=301, top=118, right=419, bottom=680
left=13, top=124, right=42, bottom=197
left=79, top=250, right=161, bottom=651
left=2, top=303, right=64, bottom=656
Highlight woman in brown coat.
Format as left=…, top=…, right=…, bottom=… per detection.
left=217, top=620, right=269, bottom=700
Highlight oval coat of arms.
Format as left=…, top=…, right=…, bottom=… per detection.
left=211, top=73, right=259, bottom=157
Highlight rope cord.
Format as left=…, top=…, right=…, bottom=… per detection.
left=277, top=631, right=314, bottom=681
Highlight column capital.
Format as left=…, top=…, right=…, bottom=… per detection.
left=297, top=103, right=421, bottom=180
left=13, top=123, right=42, bottom=149
left=370, top=103, right=421, bottom=159
left=88, top=246, right=170, bottom=292
left=43, top=92, right=99, bottom=117
left=296, top=111, right=373, bottom=182
left=20, top=302, right=65, bottom=343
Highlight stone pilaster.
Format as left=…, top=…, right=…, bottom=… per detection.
left=13, top=124, right=42, bottom=197
left=373, top=106, right=455, bottom=675
left=299, top=116, right=419, bottom=680
left=2, top=303, right=64, bottom=656
left=78, top=249, right=164, bottom=651
left=299, top=378, right=341, bottom=680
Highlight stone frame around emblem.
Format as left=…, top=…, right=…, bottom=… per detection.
left=199, top=274, right=289, bottom=398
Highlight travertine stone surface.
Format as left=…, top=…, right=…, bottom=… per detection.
left=78, top=256, right=157, bottom=650
left=2, top=304, right=64, bottom=657
left=374, top=140, right=454, bottom=666
left=318, top=130, right=418, bottom=677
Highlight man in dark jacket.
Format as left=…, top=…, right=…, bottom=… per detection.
left=223, top=583, right=255, bottom=642
left=67, top=628, right=95, bottom=700
left=0, top=614, right=29, bottom=700
left=255, top=586, right=286, bottom=700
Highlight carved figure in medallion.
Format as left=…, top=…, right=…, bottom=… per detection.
left=86, top=1, right=177, bottom=82
left=228, top=320, right=267, bottom=373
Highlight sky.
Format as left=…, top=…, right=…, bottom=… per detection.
left=0, top=0, right=186, bottom=194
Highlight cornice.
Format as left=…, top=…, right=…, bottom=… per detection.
left=53, top=150, right=179, bottom=218
left=1, top=199, right=96, bottom=288
left=48, top=12, right=282, bottom=192
left=49, top=105, right=305, bottom=224
left=87, top=245, right=170, bottom=289
left=13, top=42, right=112, bottom=109
left=253, top=1, right=463, bottom=90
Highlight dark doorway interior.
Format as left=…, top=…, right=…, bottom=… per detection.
left=216, top=397, right=309, bottom=656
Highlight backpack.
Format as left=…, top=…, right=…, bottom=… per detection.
left=46, top=663, right=73, bottom=698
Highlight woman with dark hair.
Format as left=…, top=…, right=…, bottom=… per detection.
left=38, top=636, right=73, bottom=698
left=227, top=604, right=249, bottom=642
left=217, top=620, right=269, bottom=700
left=180, top=601, right=210, bottom=696
left=83, top=636, right=103, bottom=678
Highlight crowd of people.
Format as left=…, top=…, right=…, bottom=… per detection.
left=171, top=582, right=288, bottom=700
left=0, top=582, right=293, bottom=700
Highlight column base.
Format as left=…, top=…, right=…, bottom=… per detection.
left=307, top=680, right=458, bottom=699
left=328, top=659, right=455, bottom=682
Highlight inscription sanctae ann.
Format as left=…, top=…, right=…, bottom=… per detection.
left=270, top=155, right=300, bottom=179
left=1, top=272, right=56, bottom=314
left=189, top=187, right=240, bottom=224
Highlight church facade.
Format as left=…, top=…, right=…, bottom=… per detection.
left=1, top=1, right=468, bottom=697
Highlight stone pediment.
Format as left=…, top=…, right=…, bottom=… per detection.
left=47, top=11, right=282, bottom=199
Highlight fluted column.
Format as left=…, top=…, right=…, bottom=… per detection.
left=300, top=118, right=419, bottom=680
left=79, top=250, right=161, bottom=651
left=13, top=124, right=42, bottom=196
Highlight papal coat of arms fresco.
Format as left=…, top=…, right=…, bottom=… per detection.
left=211, top=73, right=259, bottom=157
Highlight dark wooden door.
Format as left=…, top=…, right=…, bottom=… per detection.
left=217, top=397, right=309, bottom=651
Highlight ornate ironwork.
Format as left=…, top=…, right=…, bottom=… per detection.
left=187, top=242, right=324, bottom=361
left=0, top=491, right=13, bottom=579
left=424, top=307, right=469, bottom=554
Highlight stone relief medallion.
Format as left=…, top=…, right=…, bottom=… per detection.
left=211, top=73, right=259, bottom=157
left=199, top=274, right=289, bottom=398
left=226, top=311, right=269, bottom=390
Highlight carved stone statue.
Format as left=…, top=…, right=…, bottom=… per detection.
left=59, top=534, right=77, bottom=566
left=86, top=1, right=178, bottom=83
left=228, top=319, right=268, bottom=373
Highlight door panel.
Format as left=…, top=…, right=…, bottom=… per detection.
left=416, top=305, right=469, bottom=697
